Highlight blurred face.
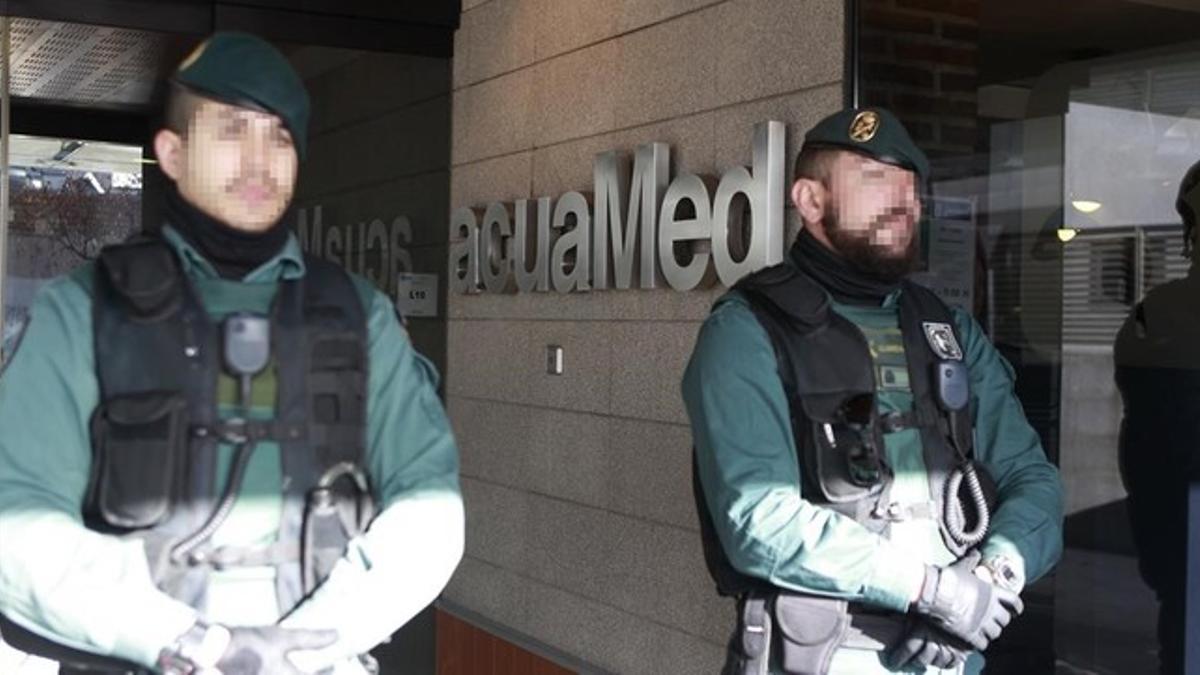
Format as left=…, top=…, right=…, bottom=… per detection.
left=792, top=151, right=922, bottom=281
left=154, top=98, right=298, bottom=232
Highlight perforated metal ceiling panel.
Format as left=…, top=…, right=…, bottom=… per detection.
left=7, top=19, right=172, bottom=107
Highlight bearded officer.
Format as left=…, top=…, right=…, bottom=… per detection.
left=682, top=107, right=1064, bottom=674
left=0, top=32, right=464, bottom=674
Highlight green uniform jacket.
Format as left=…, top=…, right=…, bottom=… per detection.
left=0, top=229, right=464, bottom=669
left=682, top=289, right=1064, bottom=614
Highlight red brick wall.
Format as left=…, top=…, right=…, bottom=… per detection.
left=436, top=610, right=575, bottom=675
left=859, top=0, right=981, bottom=168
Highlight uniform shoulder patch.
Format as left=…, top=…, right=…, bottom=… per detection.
left=0, top=318, right=29, bottom=375
left=922, top=321, right=963, bottom=361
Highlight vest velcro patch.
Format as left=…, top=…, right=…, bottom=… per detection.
left=878, top=364, right=910, bottom=391
left=922, top=322, right=963, bottom=361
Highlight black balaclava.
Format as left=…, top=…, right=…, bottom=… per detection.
left=165, top=184, right=291, bottom=280
left=790, top=228, right=903, bottom=306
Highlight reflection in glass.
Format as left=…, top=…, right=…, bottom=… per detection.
left=2, top=136, right=142, bottom=358
left=859, top=2, right=1200, bottom=671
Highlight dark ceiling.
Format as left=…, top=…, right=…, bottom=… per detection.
left=3, top=0, right=460, bottom=59
left=980, top=0, right=1200, bottom=86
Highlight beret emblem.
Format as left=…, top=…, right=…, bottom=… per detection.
left=849, top=110, right=880, bottom=143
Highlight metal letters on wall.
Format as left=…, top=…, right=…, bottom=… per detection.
left=449, top=120, right=786, bottom=294
left=298, top=206, right=415, bottom=298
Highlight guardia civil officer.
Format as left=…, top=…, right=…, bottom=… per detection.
left=1114, top=158, right=1200, bottom=675
left=682, top=107, right=1064, bottom=674
left=0, top=33, right=464, bottom=674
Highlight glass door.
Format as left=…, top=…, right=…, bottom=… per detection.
left=855, top=1, right=1200, bottom=671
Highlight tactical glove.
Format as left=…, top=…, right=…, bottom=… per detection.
left=884, top=618, right=972, bottom=670
left=911, top=552, right=1024, bottom=651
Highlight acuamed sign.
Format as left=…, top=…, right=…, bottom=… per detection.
left=449, top=121, right=787, bottom=294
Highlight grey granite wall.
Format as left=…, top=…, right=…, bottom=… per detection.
left=444, top=2, right=846, bottom=672
left=291, top=47, right=452, bottom=373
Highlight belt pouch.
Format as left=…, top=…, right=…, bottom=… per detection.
left=773, top=593, right=851, bottom=675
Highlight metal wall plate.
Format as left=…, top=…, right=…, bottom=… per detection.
left=546, top=345, right=564, bottom=376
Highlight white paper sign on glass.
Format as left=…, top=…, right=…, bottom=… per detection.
left=396, top=273, right=440, bottom=318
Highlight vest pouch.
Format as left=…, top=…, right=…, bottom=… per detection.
left=88, top=391, right=187, bottom=530
left=772, top=593, right=850, bottom=675
left=801, top=392, right=886, bottom=504
left=725, top=594, right=772, bottom=675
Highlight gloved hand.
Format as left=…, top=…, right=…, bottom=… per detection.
left=910, top=551, right=1024, bottom=651
left=884, top=618, right=972, bottom=670
left=214, top=626, right=339, bottom=675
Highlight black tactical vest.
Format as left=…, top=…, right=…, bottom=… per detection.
left=693, top=264, right=983, bottom=597
left=83, top=235, right=370, bottom=616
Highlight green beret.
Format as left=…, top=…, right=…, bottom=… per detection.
left=801, top=107, right=929, bottom=183
left=172, top=32, right=310, bottom=159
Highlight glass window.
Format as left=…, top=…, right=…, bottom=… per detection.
left=857, top=1, right=1200, bottom=671
left=3, top=135, right=143, bottom=358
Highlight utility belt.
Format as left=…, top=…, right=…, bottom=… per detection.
left=727, top=592, right=907, bottom=675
